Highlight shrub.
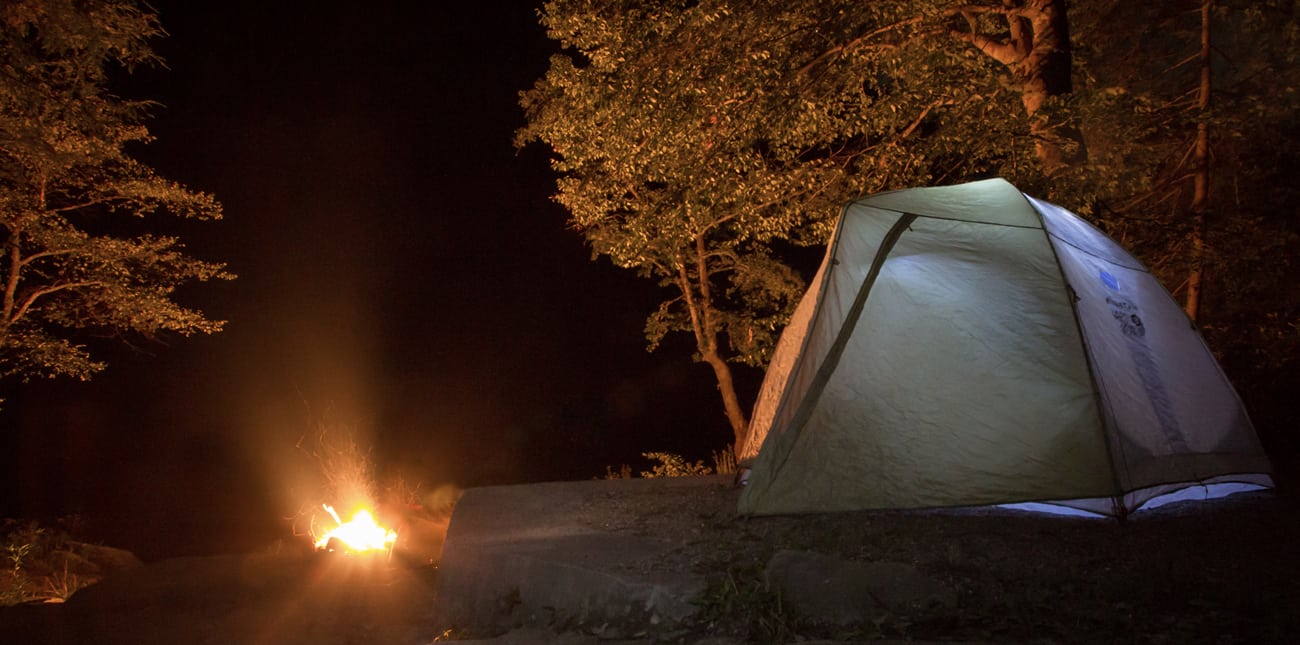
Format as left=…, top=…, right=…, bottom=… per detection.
left=640, top=452, right=713, bottom=478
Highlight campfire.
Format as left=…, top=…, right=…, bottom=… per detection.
left=293, top=424, right=452, bottom=563
left=312, top=503, right=398, bottom=555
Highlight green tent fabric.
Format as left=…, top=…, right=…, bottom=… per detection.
left=738, top=179, right=1272, bottom=517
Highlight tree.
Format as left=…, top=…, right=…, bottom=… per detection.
left=945, top=0, right=1080, bottom=173
left=0, top=0, right=232, bottom=383
left=522, top=0, right=1300, bottom=455
left=1184, top=0, right=1213, bottom=322
left=519, top=2, right=851, bottom=448
left=1064, top=0, right=1300, bottom=335
left=1062, top=0, right=1300, bottom=475
left=520, top=0, right=1063, bottom=449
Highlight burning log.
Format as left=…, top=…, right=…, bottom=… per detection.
left=311, top=505, right=397, bottom=556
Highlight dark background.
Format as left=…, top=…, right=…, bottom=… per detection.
left=0, top=2, right=758, bottom=560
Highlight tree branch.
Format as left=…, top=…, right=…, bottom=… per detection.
left=948, top=29, right=1023, bottom=66
left=944, top=2, right=1036, bottom=66
left=899, top=99, right=954, bottom=139
left=693, top=232, right=715, bottom=355
left=12, top=280, right=101, bottom=325
left=675, top=255, right=706, bottom=351
left=797, top=16, right=923, bottom=76
left=51, top=197, right=117, bottom=213
left=946, top=3, right=1033, bottom=20
left=3, top=244, right=20, bottom=327
left=18, top=248, right=78, bottom=268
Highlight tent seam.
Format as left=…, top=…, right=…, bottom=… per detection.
left=1023, top=193, right=1132, bottom=516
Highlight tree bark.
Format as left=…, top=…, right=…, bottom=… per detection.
left=702, top=347, right=751, bottom=452
left=1185, top=0, right=1212, bottom=321
left=680, top=233, right=750, bottom=452
left=1018, top=0, right=1074, bottom=172
left=951, top=0, right=1079, bottom=173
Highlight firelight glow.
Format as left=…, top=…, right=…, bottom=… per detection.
left=313, top=504, right=397, bottom=553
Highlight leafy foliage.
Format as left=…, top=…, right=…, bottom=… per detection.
left=638, top=451, right=712, bottom=478
left=0, top=517, right=96, bottom=605
left=692, top=560, right=802, bottom=643
left=604, top=447, right=736, bottom=479
left=523, top=1, right=1300, bottom=463
left=0, top=0, right=232, bottom=383
left=519, top=1, right=1024, bottom=446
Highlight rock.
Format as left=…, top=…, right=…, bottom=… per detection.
left=434, top=479, right=712, bottom=639
left=70, top=542, right=143, bottom=577
left=764, top=550, right=954, bottom=626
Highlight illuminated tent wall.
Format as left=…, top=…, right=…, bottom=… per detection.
left=737, top=178, right=1272, bottom=517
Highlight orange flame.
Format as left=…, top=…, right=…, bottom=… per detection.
left=313, top=504, right=397, bottom=553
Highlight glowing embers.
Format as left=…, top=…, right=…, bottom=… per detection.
left=312, top=503, right=397, bottom=554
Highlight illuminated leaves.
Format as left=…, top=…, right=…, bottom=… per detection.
left=519, top=1, right=1021, bottom=365
left=519, top=1, right=1031, bottom=442
left=521, top=0, right=1300, bottom=441
left=0, top=0, right=232, bottom=382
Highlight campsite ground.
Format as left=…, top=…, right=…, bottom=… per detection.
left=0, top=480, right=1297, bottom=644
left=544, top=481, right=1300, bottom=643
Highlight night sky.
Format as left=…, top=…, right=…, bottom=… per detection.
left=0, top=2, right=758, bottom=559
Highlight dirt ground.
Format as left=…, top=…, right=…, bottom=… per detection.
left=561, top=477, right=1300, bottom=643
left=0, top=550, right=443, bottom=645
left=1, top=478, right=1296, bottom=644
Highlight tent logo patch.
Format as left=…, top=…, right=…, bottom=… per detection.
left=1099, top=269, right=1119, bottom=291
left=1106, top=296, right=1146, bottom=338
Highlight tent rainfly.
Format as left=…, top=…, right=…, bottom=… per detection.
left=738, top=179, right=1273, bottom=517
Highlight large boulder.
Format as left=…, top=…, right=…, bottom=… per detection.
left=434, top=477, right=723, bottom=639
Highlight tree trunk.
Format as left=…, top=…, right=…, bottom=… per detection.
left=677, top=234, right=752, bottom=452
left=702, top=347, right=751, bottom=452
left=951, top=0, right=1080, bottom=173
left=1185, top=0, right=1212, bottom=322
left=1017, top=0, right=1075, bottom=173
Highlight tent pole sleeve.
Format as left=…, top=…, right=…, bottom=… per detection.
left=770, top=212, right=919, bottom=474
left=744, top=201, right=856, bottom=463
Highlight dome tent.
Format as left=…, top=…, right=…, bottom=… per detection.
left=738, top=178, right=1272, bottom=517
